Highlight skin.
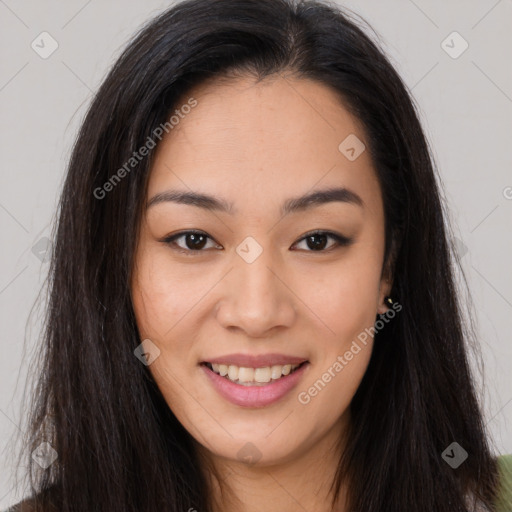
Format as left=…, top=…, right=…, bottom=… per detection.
left=130, top=73, right=392, bottom=512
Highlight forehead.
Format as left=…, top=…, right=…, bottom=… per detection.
left=148, top=74, right=381, bottom=217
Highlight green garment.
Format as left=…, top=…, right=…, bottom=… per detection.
left=496, top=454, right=512, bottom=511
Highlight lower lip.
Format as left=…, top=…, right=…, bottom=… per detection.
left=201, top=362, right=310, bottom=408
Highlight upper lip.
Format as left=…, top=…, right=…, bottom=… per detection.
left=202, top=353, right=308, bottom=368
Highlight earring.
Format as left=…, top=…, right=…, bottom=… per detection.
left=384, top=296, right=394, bottom=307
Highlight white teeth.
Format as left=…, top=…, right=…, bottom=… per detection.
left=207, top=362, right=303, bottom=384
left=254, top=367, right=271, bottom=383
left=228, top=365, right=238, bottom=381
left=271, top=365, right=282, bottom=379
left=238, top=367, right=254, bottom=383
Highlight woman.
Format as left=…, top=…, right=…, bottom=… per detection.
left=7, top=0, right=512, bottom=510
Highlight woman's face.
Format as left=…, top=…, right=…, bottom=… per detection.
left=131, top=74, right=391, bottom=467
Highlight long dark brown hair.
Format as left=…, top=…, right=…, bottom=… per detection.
left=11, top=0, right=502, bottom=510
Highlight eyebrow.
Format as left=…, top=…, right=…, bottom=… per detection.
left=146, top=186, right=364, bottom=216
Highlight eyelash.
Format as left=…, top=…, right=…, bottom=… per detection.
left=162, top=229, right=353, bottom=256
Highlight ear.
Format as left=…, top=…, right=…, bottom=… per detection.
left=376, top=234, right=398, bottom=315
left=376, top=275, right=393, bottom=315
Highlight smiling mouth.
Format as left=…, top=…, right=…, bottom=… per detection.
left=201, top=361, right=309, bottom=386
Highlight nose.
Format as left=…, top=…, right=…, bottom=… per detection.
left=215, top=244, right=297, bottom=338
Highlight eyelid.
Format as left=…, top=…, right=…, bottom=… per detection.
left=162, top=229, right=353, bottom=255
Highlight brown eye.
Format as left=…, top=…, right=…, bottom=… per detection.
left=181, top=233, right=208, bottom=250
left=304, top=233, right=330, bottom=251
left=292, top=231, right=353, bottom=252
left=163, top=229, right=352, bottom=256
left=163, top=230, right=221, bottom=254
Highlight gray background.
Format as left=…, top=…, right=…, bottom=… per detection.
left=1, top=0, right=511, bottom=507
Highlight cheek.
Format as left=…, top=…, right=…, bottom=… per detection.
left=131, top=245, right=208, bottom=339
left=131, top=250, right=202, bottom=413
left=295, top=274, right=378, bottom=427
left=296, top=253, right=383, bottom=341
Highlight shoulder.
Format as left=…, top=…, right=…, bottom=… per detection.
left=3, top=496, right=36, bottom=512
left=495, top=453, right=512, bottom=512
left=5, top=461, right=512, bottom=511
left=2, top=497, right=34, bottom=512
left=3, top=486, right=59, bottom=512
left=497, top=453, right=512, bottom=474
